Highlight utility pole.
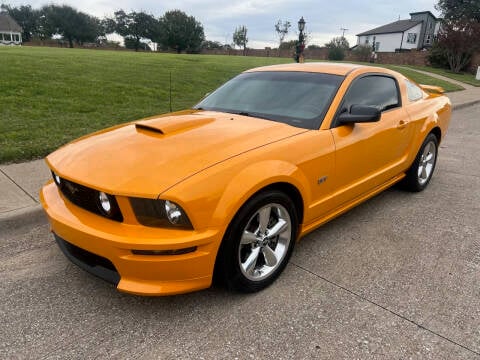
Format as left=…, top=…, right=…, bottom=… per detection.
left=340, top=27, right=348, bottom=37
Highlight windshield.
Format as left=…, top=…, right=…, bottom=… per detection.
left=194, top=71, right=343, bottom=129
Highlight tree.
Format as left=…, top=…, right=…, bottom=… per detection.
left=274, top=20, right=291, bottom=49
left=155, top=10, right=205, bottom=53
left=352, top=44, right=372, bottom=62
left=436, top=0, right=480, bottom=22
left=40, top=5, right=103, bottom=48
left=1, top=4, right=40, bottom=42
left=435, top=0, right=480, bottom=72
left=201, top=40, right=223, bottom=50
left=233, top=25, right=248, bottom=55
left=105, top=10, right=157, bottom=52
left=325, top=36, right=350, bottom=61
left=279, top=39, right=297, bottom=50
left=427, top=41, right=450, bottom=68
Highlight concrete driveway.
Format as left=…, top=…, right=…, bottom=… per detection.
left=1, top=105, right=479, bottom=359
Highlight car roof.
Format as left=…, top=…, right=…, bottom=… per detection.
left=244, top=62, right=381, bottom=76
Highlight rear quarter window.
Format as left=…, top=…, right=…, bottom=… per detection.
left=406, top=80, right=424, bottom=101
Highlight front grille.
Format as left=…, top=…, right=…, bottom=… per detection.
left=55, top=174, right=123, bottom=222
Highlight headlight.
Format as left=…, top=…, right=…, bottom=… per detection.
left=165, top=200, right=183, bottom=224
left=129, top=198, right=193, bottom=229
left=52, top=171, right=62, bottom=186
left=98, top=192, right=112, bottom=215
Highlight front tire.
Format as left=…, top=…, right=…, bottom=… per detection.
left=215, top=190, right=298, bottom=293
left=402, top=133, right=438, bottom=192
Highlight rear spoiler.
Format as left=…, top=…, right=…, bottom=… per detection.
left=420, top=84, right=445, bottom=94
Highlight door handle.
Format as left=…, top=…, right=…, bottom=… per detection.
left=397, top=120, right=409, bottom=129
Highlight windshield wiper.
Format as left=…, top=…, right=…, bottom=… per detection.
left=234, top=111, right=276, bottom=122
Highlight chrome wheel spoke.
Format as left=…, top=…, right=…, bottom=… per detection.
left=418, top=165, right=424, bottom=178
left=238, top=202, right=292, bottom=282
left=262, top=245, right=278, bottom=267
left=421, top=166, right=428, bottom=179
left=417, top=140, right=437, bottom=185
left=241, top=230, right=257, bottom=245
left=267, top=218, right=287, bottom=238
left=258, top=207, right=271, bottom=234
left=242, top=247, right=260, bottom=275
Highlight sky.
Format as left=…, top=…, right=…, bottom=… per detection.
left=6, top=0, right=440, bottom=48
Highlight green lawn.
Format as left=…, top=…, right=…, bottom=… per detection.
left=403, top=65, right=480, bottom=87
left=0, top=47, right=464, bottom=163
left=382, top=65, right=464, bottom=92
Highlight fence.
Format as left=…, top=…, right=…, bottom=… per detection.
left=200, top=47, right=431, bottom=66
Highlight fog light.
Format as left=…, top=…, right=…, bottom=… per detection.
left=132, top=246, right=197, bottom=256
left=98, top=192, right=112, bottom=215
left=165, top=200, right=182, bottom=224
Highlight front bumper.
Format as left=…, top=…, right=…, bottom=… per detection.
left=40, top=181, right=223, bottom=296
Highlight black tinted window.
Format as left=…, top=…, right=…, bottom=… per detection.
left=195, top=71, right=343, bottom=129
left=342, top=75, right=400, bottom=112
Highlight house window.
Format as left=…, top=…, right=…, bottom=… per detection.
left=425, top=34, right=432, bottom=44
left=3, top=33, right=12, bottom=42
left=365, top=38, right=369, bottom=44
left=375, top=42, right=380, bottom=51
left=407, top=33, right=417, bottom=44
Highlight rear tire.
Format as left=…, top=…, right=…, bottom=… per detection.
left=402, top=133, right=438, bottom=192
left=215, top=190, right=298, bottom=293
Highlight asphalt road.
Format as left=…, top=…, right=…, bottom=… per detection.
left=1, top=105, right=479, bottom=359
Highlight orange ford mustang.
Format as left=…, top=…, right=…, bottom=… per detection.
left=40, top=63, right=451, bottom=295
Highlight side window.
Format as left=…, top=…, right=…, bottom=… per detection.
left=406, top=80, right=424, bottom=101
left=341, top=75, right=400, bottom=113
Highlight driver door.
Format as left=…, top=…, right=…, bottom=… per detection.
left=330, top=74, right=415, bottom=207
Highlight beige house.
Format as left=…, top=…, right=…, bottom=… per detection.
left=0, top=12, right=22, bottom=45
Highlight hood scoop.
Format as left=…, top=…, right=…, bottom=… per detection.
left=135, top=123, right=164, bottom=134
left=135, top=115, right=215, bottom=135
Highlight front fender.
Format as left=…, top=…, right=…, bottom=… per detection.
left=211, top=160, right=310, bottom=227
left=160, top=158, right=310, bottom=231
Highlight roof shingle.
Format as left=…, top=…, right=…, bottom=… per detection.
left=356, top=19, right=422, bottom=36
left=0, top=13, right=22, bottom=32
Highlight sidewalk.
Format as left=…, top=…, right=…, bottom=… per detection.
left=1, top=87, right=479, bottom=225
left=0, top=159, right=50, bottom=223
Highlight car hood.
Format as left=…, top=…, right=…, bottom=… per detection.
left=47, top=111, right=307, bottom=198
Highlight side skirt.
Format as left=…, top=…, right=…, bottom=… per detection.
left=299, top=173, right=405, bottom=238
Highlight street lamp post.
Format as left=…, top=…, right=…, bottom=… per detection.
left=296, top=16, right=306, bottom=63
left=370, top=35, right=377, bottom=63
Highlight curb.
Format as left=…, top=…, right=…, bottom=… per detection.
left=0, top=204, right=46, bottom=236
left=452, top=100, right=480, bottom=111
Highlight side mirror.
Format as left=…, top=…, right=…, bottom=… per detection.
left=338, top=105, right=381, bottom=124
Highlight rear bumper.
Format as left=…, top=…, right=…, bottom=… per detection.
left=41, top=181, right=223, bottom=296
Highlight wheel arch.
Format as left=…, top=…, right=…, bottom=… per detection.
left=210, top=160, right=310, bottom=230
left=430, top=126, right=442, bottom=144
left=212, top=180, right=304, bottom=287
